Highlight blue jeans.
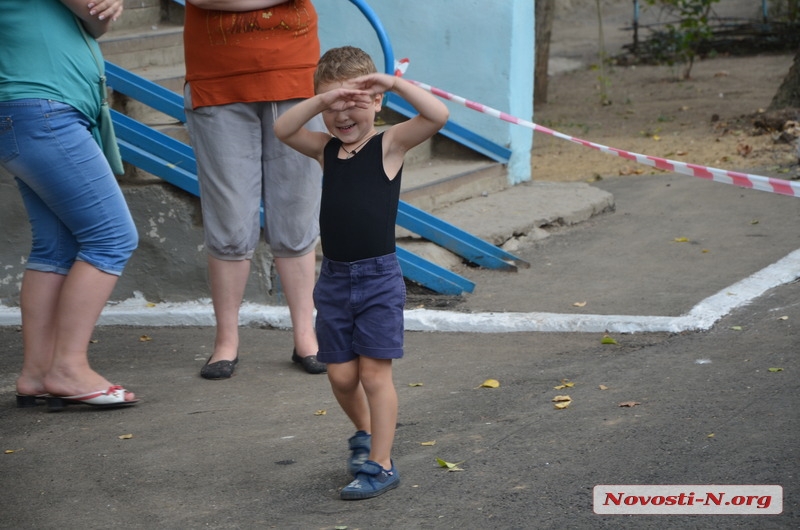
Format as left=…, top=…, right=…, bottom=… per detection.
left=0, top=99, right=137, bottom=275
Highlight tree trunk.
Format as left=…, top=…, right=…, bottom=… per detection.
left=769, top=47, right=800, bottom=110
left=534, top=0, right=556, bottom=107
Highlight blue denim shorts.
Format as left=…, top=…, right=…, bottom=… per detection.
left=0, top=99, right=138, bottom=276
left=313, top=253, right=406, bottom=364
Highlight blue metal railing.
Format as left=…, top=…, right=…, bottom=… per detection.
left=107, top=67, right=478, bottom=294
left=106, top=0, right=527, bottom=294
left=348, top=0, right=512, bottom=164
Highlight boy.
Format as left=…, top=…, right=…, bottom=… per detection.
left=274, top=46, right=448, bottom=499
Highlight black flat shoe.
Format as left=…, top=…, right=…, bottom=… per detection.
left=200, top=356, right=238, bottom=379
left=15, top=393, right=49, bottom=408
left=291, top=349, right=327, bottom=374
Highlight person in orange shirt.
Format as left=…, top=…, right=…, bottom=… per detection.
left=183, top=0, right=326, bottom=378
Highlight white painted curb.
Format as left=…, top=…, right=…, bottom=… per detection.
left=1, top=249, right=798, bottom=334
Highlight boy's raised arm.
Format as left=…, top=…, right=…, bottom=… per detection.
left=274, top=96, right=331, bottom=164
left=353, top=74, right=448, bottom=157
left=275, top=87, right=374, bottom=163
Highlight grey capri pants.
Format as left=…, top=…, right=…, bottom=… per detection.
left=184, top=84, right=325, bottom=259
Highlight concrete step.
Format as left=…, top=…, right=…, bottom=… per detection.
left=99, top=23, right=185, bottom=71
left=398, top=181, right=616, bottom=273
left=400, top=159, right=507, bottom=211
left=104, top=0, right=163, bottom=32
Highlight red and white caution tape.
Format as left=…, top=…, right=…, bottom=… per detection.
left=405, top=78, right=800, bottom=198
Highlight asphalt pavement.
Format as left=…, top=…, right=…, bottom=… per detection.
left=1, top=170, right=798, bottom=529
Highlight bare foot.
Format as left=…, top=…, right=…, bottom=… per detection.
left=43, top=366, right=136, bottom=401
left=15, top=373, right=48, bottom=397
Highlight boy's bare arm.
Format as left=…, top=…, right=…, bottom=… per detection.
left=275, top=88, right=373, bottom=163
left=274, top=97, right=329, bottom=163
left=353, top=74, right=449, bottom=157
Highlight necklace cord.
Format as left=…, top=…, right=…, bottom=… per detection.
left=341, top=132, right=377, bottom=158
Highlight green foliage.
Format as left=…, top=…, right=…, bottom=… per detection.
left=768, top=0, right=799, bottom=22
left=595, top=0, right=612, bottom=105
left=643, top=0, right=720, bottom=79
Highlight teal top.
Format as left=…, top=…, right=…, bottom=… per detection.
left=0, top=0, right=104, bottom=128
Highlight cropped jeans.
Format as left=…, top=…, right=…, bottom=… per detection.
left=0, top=99, right=138, bottom=276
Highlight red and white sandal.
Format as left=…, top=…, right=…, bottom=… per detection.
left=46, top=385, right=139, bottom=412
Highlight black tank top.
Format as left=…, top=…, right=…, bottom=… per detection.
left=320, top=133, right=402, bottom=262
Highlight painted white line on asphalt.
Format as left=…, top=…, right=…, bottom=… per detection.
left=1, top=249, right=798, bottom=333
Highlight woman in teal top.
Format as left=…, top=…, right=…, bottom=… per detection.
left=0, top=0, right=140, bottom=410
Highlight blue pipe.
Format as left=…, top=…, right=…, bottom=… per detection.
left=347, top=0, right=395, bottom=75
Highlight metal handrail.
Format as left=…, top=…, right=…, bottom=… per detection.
left=105, top=0, right=530, bottom=294
left=346, top=0, right=511, bottom=164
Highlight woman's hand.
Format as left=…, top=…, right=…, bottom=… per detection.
left=87, top=0, right=124, bottom=21
left=62, top=0, right=123, bottom=37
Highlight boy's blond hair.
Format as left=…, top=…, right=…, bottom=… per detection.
left=314, top=46, right=377, bottom=92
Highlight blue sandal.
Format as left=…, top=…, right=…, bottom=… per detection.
left=340, top=460, right=399, bottom=500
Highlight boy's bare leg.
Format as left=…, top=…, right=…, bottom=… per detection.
left=359, top=356, right=397, bottom=470
left=327, top=360, right=370, bottom=432
left=207, top=256, right=249, bottom=362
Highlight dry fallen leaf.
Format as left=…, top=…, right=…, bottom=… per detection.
left=552, top=395, right=572, bottom=402
left=478, top=379, right=500, bottom=388
left=314, top=410, right=326, bottom=416
left=139, top=335, right=152, bottom=342
left=601, top=335, right=618, bottom=345
left=619, top=401, right=640, bottom=408
left=599, top=384, right=609, bottom=391
left=778, top=316, right=789, bottom=321
left=554, top=401, right=571, bottom=409
left=118, top=434, right=133, bottom=440
left=408, top=382, right=424, bottom=387
left=554, top=379, right=575, bottom=390
left=420, top=440, right=436, bottom=446
left=736, top=143, right=752, bottom=157
left=768, top=368, right=784, bottom=372
left=707, top=433, right=715, bottom=438
left=436, top=458, right=464, bottom=471
left=673, top=237, right=689, bottom=243
left=573, top=301, right=587, bottom=307
left=146, top=302, right=156, bottom=308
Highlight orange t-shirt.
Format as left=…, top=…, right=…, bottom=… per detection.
left=184, top=0, right=319, bottom=109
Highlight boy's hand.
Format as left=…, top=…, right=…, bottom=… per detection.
left=320, top=88, right=373, bottom=112
left=350, top=73, right=397, bottom=96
